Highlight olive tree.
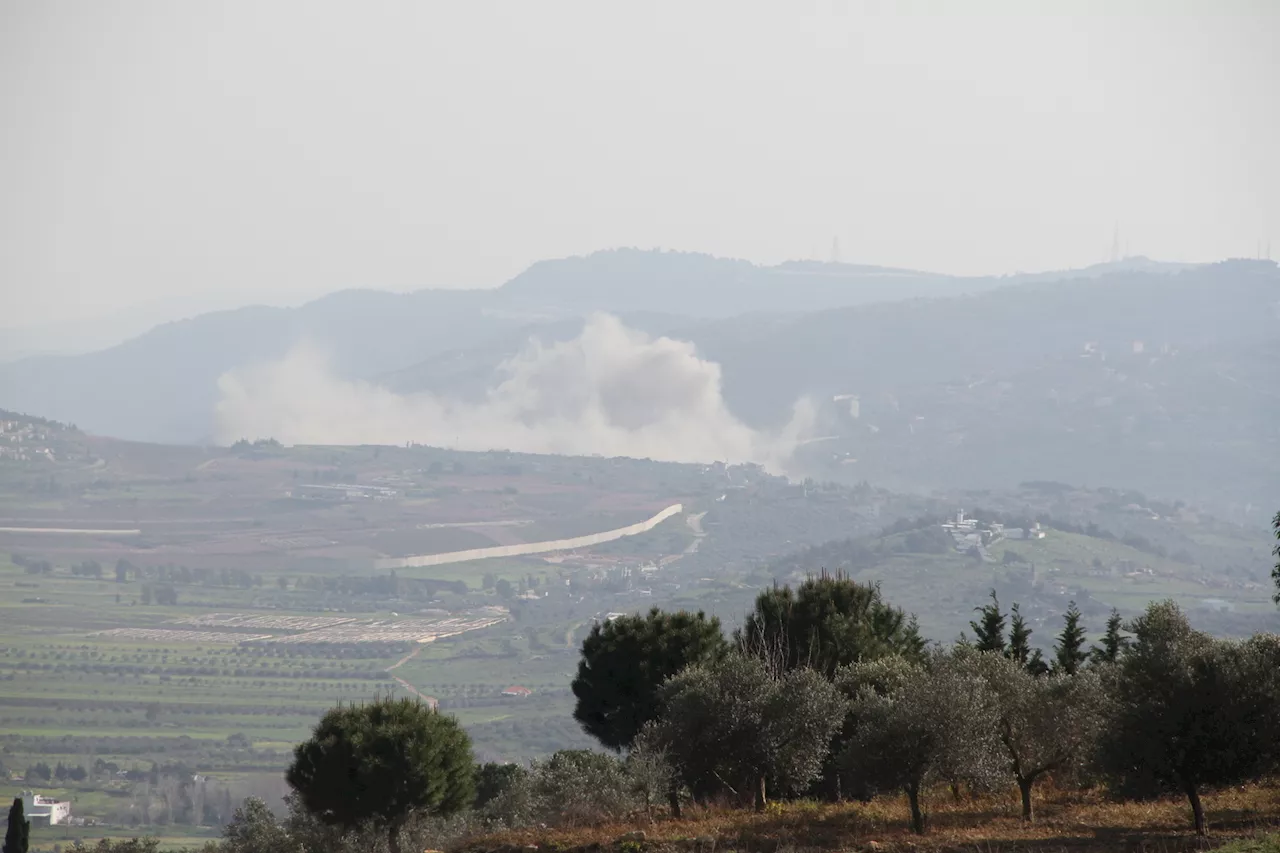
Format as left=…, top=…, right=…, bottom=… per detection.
left=474, top=762, right=528, bottom=812
left=527, top=750, right=635, bottom=827
left=648, top=653, right=846, bottom=810
left=286, top=698, right=475, bottom=853
left=1098, top=601, right=1280, bottom=835
left=969, top=652, right=1107, bottom=820
left=221, top=797, right=302, bottom=853
left=626, top=729, right=678, bottom=818
left=819, top=655, right=921, bottom=801
left=841, top=650, right=1005, bottom=834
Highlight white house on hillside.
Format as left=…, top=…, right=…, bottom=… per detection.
left=22, top=790, right=71, bottom=826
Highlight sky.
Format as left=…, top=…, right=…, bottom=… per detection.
left=2, top=1, right=1278, bottom=330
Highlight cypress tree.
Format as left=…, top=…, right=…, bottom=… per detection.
left=1007, top=603, right=1032, bottom=666
left=1026, top=648, right=1050, bottom=677
left=4, top=797, right=29, bottom=853
left=1091, top=608, right=1129, bottom=665
left=970, top=590, right=1006, bottom=654
left=1007, top=603, right=1049, bottom=675
left=1053, top=602, right=1088, bottom=675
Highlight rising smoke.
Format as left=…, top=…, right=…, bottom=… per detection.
left=214, top=313, right=814, bottom=470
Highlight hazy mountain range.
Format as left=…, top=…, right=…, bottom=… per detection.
left=1, top=249, right=1276, bottom=517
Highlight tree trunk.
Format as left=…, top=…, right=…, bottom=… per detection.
left=1185, top=781, right=1206, bottom=836
left=1018, top=776, right=1034, bottom=822
left=950, top=781, right=962, bottom=802
left=388, top=822, right=403, bottom=853
left=906, top=783, right=924, bottom=835
left=667, top=783, right=682, bottom=819
left=754, top=775, right=767, bottom=812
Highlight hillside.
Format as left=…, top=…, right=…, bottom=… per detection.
left=0, top=249, right=1201, bottom=445
left=755, top=489, right=1277, bottom=643
left=391, top=259, right=1280, bottom=516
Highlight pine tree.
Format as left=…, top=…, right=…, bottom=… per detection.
left=1053, top=601, right=1088, bottom=675
left=573, top=608, right=727, bottom=751
left=1091, top=608, right=1129, bottom=665
left=287, top=697, right=475, bottom=853
left=4, top=797, right=29, bottom=853
left=1007, top=603, right=1032, bottom=666
left=738, top=574, right=926, bottom=676
left=970, top=590, right=1007, bottom=654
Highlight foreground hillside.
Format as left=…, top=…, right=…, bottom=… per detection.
left=462, top=789, right=1280, bottom=853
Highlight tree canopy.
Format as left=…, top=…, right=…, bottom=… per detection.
left=572, top=608, right=728, bottom=751
left=1097, top=601, right=1280, bottom=835
left=738, top=574, right=925, bottom=677
left=970, top=651, right=1107, bottom=820
left=285, top=697, right=475, bottom=853
left=648, top=653, right=846, bottom=810
left=841, top=649, right=1005, bottom=833
left=221, top=797, right=303, bottom=853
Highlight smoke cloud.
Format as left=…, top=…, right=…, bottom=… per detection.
left=214, top=314, right=814, bottom=470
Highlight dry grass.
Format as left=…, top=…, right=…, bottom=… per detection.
left=457, top=783, right=1280, bottom=853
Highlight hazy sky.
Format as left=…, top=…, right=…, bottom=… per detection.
left=2, top=1, right=1277, bottom=327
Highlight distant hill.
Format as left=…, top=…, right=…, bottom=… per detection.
left=0, top=289, right=508, bottom=443
left=0, top=250, right=1262, bottom=514
left=0, top=248, right=1110, bottom=444
left=496, top=248, right=998, bottom=316
left=381, top=259, right=1280, bottom=514
left=755, top=489, right=1279, bottom=642
left=697, top=259, right=1280, bottom=424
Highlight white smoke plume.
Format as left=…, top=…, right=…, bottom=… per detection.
left=214, top=313, right=814, bottom=470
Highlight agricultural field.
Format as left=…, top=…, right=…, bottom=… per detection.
left=0, top=433, right=736, bottom=848
left=0, top=550, right=594, bottom=849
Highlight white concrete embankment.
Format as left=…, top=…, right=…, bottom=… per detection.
left=0, top=527, right=142, bottom=536
left=375, top=504, right=683, bottom=570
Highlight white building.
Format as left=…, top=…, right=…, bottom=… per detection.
left=22, top=790, right=71, bottom=826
